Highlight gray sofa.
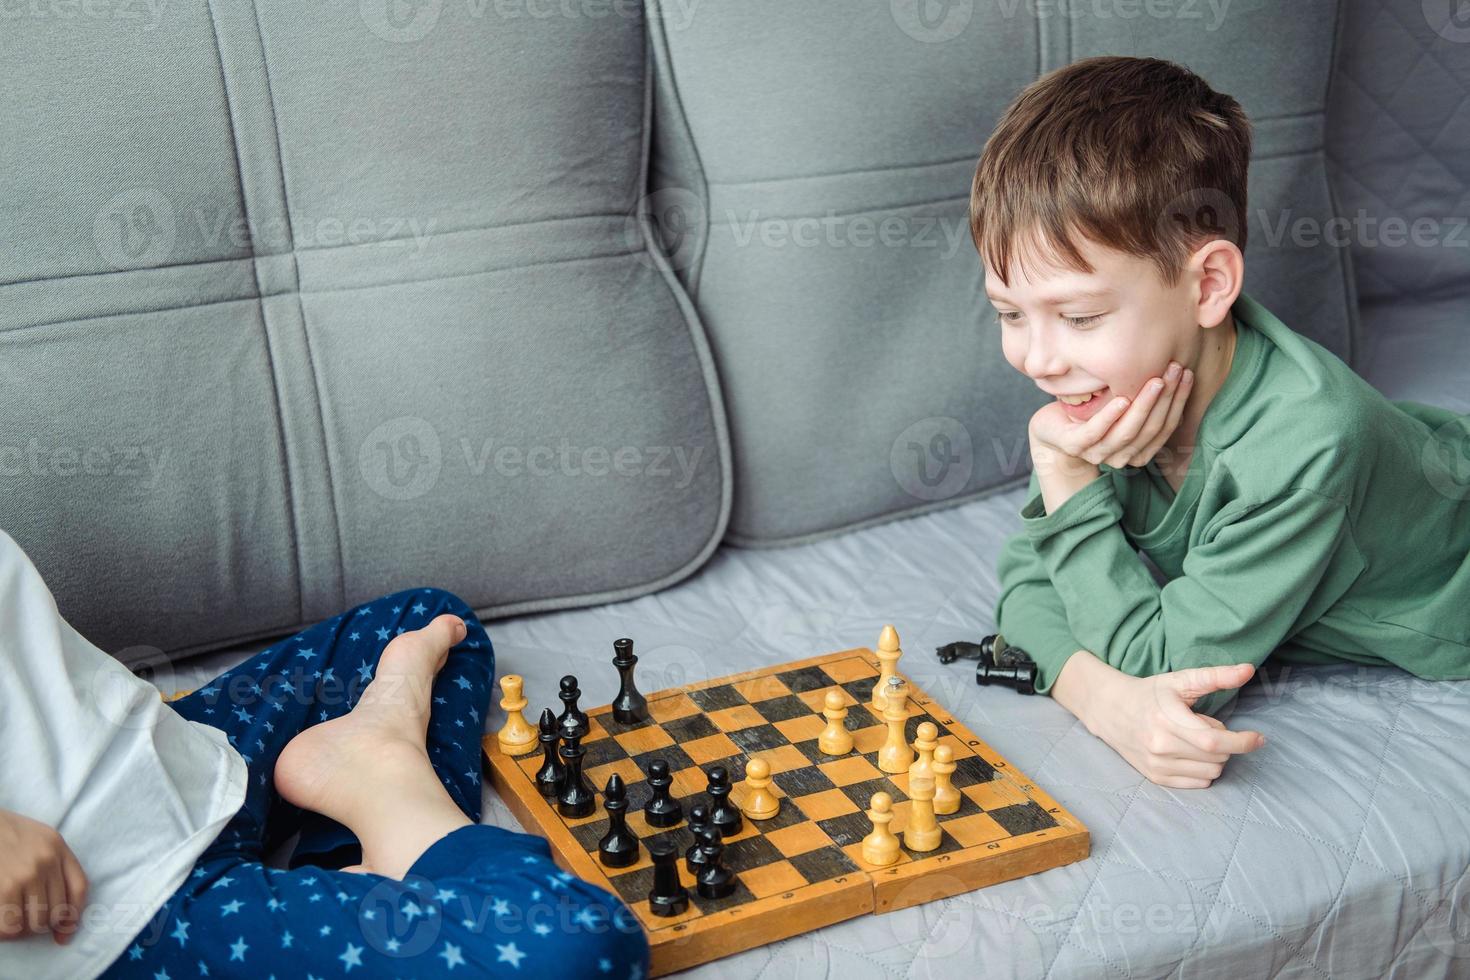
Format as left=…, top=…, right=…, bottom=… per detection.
left=5, top=0, right=1469, bottom=976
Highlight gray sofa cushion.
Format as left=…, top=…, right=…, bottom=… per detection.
left=648, top=0, right=1359, bottom=546
left=1327, top=0, right=1470, bottom=304
left=0, top=2, right=730, bottom=664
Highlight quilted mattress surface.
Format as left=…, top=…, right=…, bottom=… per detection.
left=155, top=294, right=1470, bottom=978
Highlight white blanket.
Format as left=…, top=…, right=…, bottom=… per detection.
left=0, top=529, right=246, bottom=980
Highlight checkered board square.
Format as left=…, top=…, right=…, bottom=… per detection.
left=482, top=646, right=1089, bottom=977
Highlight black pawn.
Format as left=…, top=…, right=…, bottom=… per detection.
left=556, top=715, right=595, bottom=818
left=684, top=804, right=712, bottom=873
left=611, top=638, right=648, bottom=724
left=705, top=766, right=742, bottom=837
left=597, top=774, right=640, bottom=868
left=695, top=832, right=736, bottom=899
left=642, top=759, right=683, bottom=828
left=648, top=839, right=688, bottom=917
left=687, top=824, right=720, bottom=879
left=556, top=675, right=588, bottom=737
left=534, top=708, right=564, bottom=799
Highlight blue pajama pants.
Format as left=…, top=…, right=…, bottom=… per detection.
left=102, top=588, right=650, bottom=979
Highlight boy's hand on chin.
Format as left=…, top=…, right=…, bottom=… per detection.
left=1029, top=361, right=1192, bottom=471
left=1087, top=663, right=1266, bottom=789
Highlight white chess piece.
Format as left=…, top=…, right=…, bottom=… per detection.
left=818, top=689, right=854, bottom=755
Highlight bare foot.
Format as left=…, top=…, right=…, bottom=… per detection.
left=274, top=615, right=466, bottom=838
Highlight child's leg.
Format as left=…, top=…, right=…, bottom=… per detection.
left=284, top=588, right=494, bottom=869
left=110, top=593, right=649, bottom=978
left=167, top=587, right=493, bottom=868
left=103, top=824, right=650, bottom=978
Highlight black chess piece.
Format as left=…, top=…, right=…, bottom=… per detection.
left=597, top=773, right=640, bottom=868
left=642, top=759, right=683, bottom=828
left=647, top=839, right=689, bottom=917
left=556, top=714, right=596, bottom=818
left=534, top=708, right=564, bottom=799
left=611, top=638, right=648, bottom=724
left=705, top=766, right=742, bottom=838
left=556, top=675, right=589, bottom=737
left=684, top=804, right=712, bottom=873
left=687, top=824, right=720, bottom=879
left=695, top=831, right=736, bottom=899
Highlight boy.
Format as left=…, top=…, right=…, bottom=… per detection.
left=973, top=56, right=1470, bottom=789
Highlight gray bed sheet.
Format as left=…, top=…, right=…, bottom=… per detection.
left=153, top=295, right=1470, bottom=978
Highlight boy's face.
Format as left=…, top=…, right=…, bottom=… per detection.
left=984, top=232, right=1200, bottom=424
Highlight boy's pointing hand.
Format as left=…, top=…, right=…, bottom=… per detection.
left=1089, top=662, right=1266, bottom=789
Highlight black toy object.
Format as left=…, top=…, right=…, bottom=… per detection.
left=976, top=661, right=1038, bottom=695
left=935, top=633, right=1038, bottom=695
left=611, top=637, right=649, bottom=724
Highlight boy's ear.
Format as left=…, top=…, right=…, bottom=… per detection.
left=1191, top=239, right=1244, bottom=328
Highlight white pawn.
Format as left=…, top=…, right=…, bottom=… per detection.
left=495, top=674, right=538, bottom=755
left=818, top=689, right=853, bottom=755
left=932, top=744, right=960, bottom=815
left=871, top=625, right=903, bottom=712
left=739, top=758, right=780, bottom=821
left=910, top=721, right=938, bottom=783
left=904, top=773, right=941, bottom=852
left=861, top=792, right=900, bottom=867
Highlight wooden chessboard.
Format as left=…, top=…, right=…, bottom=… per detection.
left=481, top=645, right=1090, bottom=976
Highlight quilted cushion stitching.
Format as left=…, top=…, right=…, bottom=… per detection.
left=1049, top=777, right=1446, bottom=917
left=1164, top=780, right=1258, bottom=975
left=1275, top=692, right=1410, bottom=974
left=201, top=0, right=307, bottom=623
left=1041, top=782, right=1147, bottom=979
left=1093, top=852, right=1334, bottom=980
left=901, top=898, right=969, bottom=980
left=1374, top=876, right=1470, bottom=974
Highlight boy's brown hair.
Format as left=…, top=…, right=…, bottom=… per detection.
left=970, top=56, right=1252, bottom=290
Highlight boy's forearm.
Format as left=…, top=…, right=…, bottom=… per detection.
left=1047, top=648, right=1116, bottom=732
left=1031, top=439, right=1103, bottom=515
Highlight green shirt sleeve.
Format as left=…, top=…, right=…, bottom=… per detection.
left=1020, top=474, right=1361, bottom=717
left=993, top=471, right=1085, bottom=697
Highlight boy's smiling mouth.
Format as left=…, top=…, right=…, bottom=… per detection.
left=1054, top=386, right=1111, bottom=420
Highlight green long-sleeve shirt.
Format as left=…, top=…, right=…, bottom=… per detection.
left=994, top=291, right=1470, bottom=717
